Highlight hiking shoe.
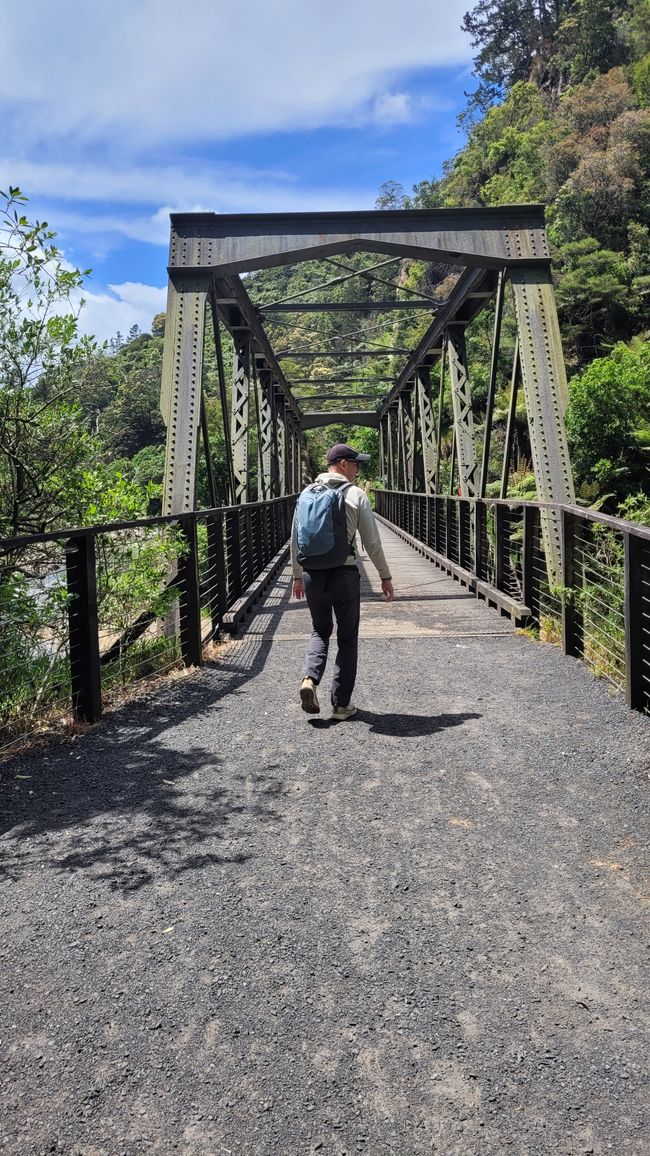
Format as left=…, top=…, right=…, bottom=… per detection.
left=331, top=702, right=357, bottom=722
left=300, top=677, right=320, bottom=714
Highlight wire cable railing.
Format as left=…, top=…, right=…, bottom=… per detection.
left=375, top=489, right=650, bottom=715
left=0, top=495, right=296, bottom=756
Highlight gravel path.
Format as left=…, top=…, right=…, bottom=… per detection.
left=1, top=525, right=648, bottom=1156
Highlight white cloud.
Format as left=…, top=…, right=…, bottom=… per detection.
left=0, top=1, right=471, bottom=147
left=370, top=92, right=416, bottom=127
left=0, top=161, right=295, bottom=210
left=0, top=2, right=474, bottom=317
left=74, top=282, right=167, bottom=343
left=0, top=162, right=380, bottom=248
left=0, top=159, right=379, bottom=215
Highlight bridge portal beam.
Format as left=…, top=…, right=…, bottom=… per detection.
left=300, top=411, right=379, bottom=430
left=168, top=206, right=550, bottom=276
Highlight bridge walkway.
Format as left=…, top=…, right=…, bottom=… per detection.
left=1, top=524, right=648, bottom=1154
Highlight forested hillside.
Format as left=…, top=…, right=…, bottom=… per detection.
left=1, top=0, right=648, bottom=542
left=249, top=0, right=650, bottom=511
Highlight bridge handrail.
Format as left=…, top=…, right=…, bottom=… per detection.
left=375, top=489, right=649, bottom=716
left=375, top=490, right=650, bottom=542
left=1, top=495, right=298, bottom=757
left=0, top=494, right=297, bottom=552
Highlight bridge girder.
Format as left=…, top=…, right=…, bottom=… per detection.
left=301, top=411, right=380, bottom=430
left=167, top=206, right=551, bottom=275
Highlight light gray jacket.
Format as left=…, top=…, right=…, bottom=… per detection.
left=291, top=473, right=392, bottom=581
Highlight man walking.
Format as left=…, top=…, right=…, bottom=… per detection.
left=291, top=442, right=395, bottom=720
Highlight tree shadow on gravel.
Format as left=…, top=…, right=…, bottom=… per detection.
left=0, top=632, right=287, bottom=890
left=309, top=710, right=481, bottom=735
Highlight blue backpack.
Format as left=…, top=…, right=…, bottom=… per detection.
left=296, top=482, right=354, bottom=570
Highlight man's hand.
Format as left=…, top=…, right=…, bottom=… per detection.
left=293, top=578, right=305, bottom=599
left=381, top=579, right=395, bottom=602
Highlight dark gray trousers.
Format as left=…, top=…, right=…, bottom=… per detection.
left=303, top=566, right=361, bottom=708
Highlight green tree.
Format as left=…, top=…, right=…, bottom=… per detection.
left=461, top=0, right=566, bottom=112
left=556, top=0, right=632, bottom=83
left=565, top=337, right=650, bottom=497
left=0, top=187, right=102, bottom=536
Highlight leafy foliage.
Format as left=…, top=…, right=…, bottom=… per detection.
left=566, top=338, right=650, bottom=495
left=0, top=187, right=102, bottom=537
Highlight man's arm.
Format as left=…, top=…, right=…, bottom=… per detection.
left=290, top=511, right=304, bottom=598
left=356, top=493, right=394, bottom=600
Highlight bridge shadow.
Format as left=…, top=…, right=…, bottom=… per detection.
left=309, top=710, right=482, bottom=735
left=0, top=631, right=286, bottom=892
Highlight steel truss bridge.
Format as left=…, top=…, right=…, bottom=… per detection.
left=1, top=209, right=648, bottom=1153
left=160, top=207, right=573, bottom=583
left=1, top=208, right=649, bottom=759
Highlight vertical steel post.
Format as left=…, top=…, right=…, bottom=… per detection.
left=448, top=430, right=457, bottom=496
left=379, top=417, right=387, bottom=486
left=253, top=506, right=264, bottom=576
left=624, top=531, right=644, bottom=711
left=178, top=515, right=203, bottom=667
left=494, top=504, right=505, bottom=592
left=446, top=496, right=455, bottom=562
left=200, top=389, right=218, bottom=508
left=291, top=411, right=302, bottom=491
left=231, top=333, right=251, bottom=503
left=475, top=501, right=486, bottom=580
left=510, top=266, right=575, bottom=586
left=417, top=366, right=437, bottom=495
left=480, top=269, right=506, bottom=498
left=66, top=533, right=102, bottom=724
left=228, top=509, right=243, bottom=601
left=500, top=339, right=521, bottom=499
left=161, top=278, right=206, bottom=514
left=208, top=511, right=227, bottom=627
left=251, top=355, right=265, bottom=502
left=397, top=396, right=408, bottom=490
left=269, top=385, right=281, bottom=498
left=447, top=327, right=478, bottom=498
left=258, top=370, right=274, bottom=500
left=403, top=385, right=416, bottom=492
left=522, top=503, right=535, bottom=618
left=561, top=508, right=582, bottom=658
left=243, top=507, right=254, bottom=587
left=459, top=501, right=470, bottom=570
left=276, top=395, right=287, bottom=496
left=211, top=299, right=237, bottom=507
left=387, top=408, right=396, bottom=490
left=434, top=340, right=446, bottom=495
left=283, top=408, right=292, bottom=495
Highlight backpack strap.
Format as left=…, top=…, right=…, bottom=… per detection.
left=338, top=482, right=355, bottom=556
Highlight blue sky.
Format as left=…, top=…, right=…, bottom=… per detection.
left=1, top=0, right=475, bottom=341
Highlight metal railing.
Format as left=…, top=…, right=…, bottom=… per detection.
left=375, top=490, right=650, bottom=715
left=0, top=495, right=296, bottom=755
